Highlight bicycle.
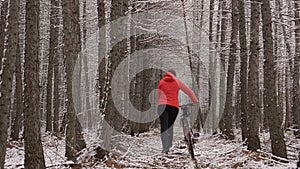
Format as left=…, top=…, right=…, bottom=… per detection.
left=179, top=103, right=199, bottom=160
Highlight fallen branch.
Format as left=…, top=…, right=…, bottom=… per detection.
left=257, top=150, right=290, bottom=164
left=219, top=139, right=247, bottom=156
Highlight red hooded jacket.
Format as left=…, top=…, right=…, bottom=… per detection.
left=158, top=72, right=198, bottom=108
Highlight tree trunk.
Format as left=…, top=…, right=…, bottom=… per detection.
left=98, top=0, right=112, bottom=148
left=11, top=40, right=22, bottom=141
left=193, top=0, right=205, bottom=131
left=75, top=116, right=86, bottom=151
left=238, top=0, right=249, bottom=142
left=0, top=0, right=20, bottom=166
left=219, top=0, right=228, bottom=133
left=211, top=1, right=221, bottom=134
left=280, top=0, right=292, bottom=129
left=293, top=0, right=300, bottom=137
left=247, top=0, right=261, bottom=151
left=52, top=0, right=60, bottom=134
left=82, top=0, right=92, bottom=130
left=274, top=0, right=287, bottom=130
left=261, top=0, right=287, bottom=158
left=222, top=0, right=238, bottom=140
left=207, top=0, right=215, bottom=133
left=24, top=0, right=46, bottom=168
left=62, top=0, right=86, bottom=161
left=0, top=0, right=8, bottom=71
left=46, top=18, right=55, bottom=132
left=101, top=0, right=128, bottom=146
left=97, top=0, right=106, bottom=132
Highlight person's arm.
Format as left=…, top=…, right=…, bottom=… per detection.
left=177, top=79, right=198, bottom=104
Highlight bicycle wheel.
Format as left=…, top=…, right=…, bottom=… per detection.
left=181, top=118, right=195, bottom=159
left=186, top=130, right=195, bottom=159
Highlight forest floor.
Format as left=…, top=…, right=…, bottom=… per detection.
left=5, top=124, right=300, bottom=168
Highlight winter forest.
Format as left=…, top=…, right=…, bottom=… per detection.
left=0, top=0, right=300, bottom=168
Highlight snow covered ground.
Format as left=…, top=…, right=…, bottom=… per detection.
left=5, top=124, right=300, bottom=168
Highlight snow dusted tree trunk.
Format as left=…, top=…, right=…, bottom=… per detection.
left=223, top=0, right=237, bottom=140
left=0, top=0, right=20, bottom=166
left=39, top=0, right=51, bottom=124
left=247, top=0, right=261, bottom=151
left=194, top=0, right=206, bottom=131
left=207, top=0, right=215, bottom=133
left=292, top=1, right=300, bottom=138
left=97, top=0, right=111, bottom=147
left=128, top=10, right=137, bottom=135
left=293, top=0, right=300, bottom=138
left=52, top=0, right=60, bottom=134
left=97, top=0, right=106, bottom=115
left=82, top=0, right=92, bottom=130
left=10, top=0, right=24, bottom=141
left=213, top=1, right=221, bottom=133
left=46, top=0, right=56, bottom=131
left=218, top=0, right=228, bottom=133
left=104, top=0, right=128, bottom=133
left=274, top=0, right=286, bottom=125
left=181, top=0, right=193, bottom=73
left=238, top=0, right=249, bottom=142
left=10, top=36, right=22, bottom=141
left=74, top=53, right=82, bottom=118
left=23, top=0, right=46, bottom=168
left=0, top=0, right=8, bottom=71
left=53, top=55, right=60, bottom=133
left=129, top=2, right=153, bottom=134
left=63, top=0, right=86, bottom=161
left=192, top=0, right=205, bottom=131
left=274, top=0, right=287, bottom=130
left=46, top=0, right=60, bottom=132
left=130, top=41, right=144, bottom=134
left=281, top=0, right=293, bottom=129
left=261, top=0, right=287, bottom=158
left=74, top=116, right=86, bottom=151
left=205, top=0, right=220, bottom=134
left=135, top=58, right=146, bottom=134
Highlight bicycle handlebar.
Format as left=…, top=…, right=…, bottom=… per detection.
left=179, top=103, right=194, bottom=107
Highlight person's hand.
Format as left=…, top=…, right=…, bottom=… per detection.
left=193, top=99, right=199, bottom=104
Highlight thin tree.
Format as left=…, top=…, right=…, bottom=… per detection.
left=222, top=0, right=238, bottom=140
left=213, top=1, right=222, bottom=134
left=0, top=0, right=20, bottom=166
left=238, top=0, right=249, bottom=142
left=52, top=0, right=60, bottom=133
left=293, top=0, right=300, bottom=137
left=97, top=0, right=106, bottom=116
left=218, top=0, right=228, bottom=133
left=292, top=1, right=300, bottom=138
left=247, top=0, right=261, bottom=151
left=208, top=0, right=216, bottom=133
left=46, top=0, right=56, bottom=131
left=193, top=0, right=205, bottom=131
left=97, top=0, right=112, bottom=147
left=82, top=0, right=92, bottom=130
left=24, top=0, right=46, bottom=168
left=0, top=0, right=8, bottom=71
left=11, top=38, right=23, bottom=141
left=280, top=0, right=292, bottom=129
left=62, top=0, right=86, bottom=161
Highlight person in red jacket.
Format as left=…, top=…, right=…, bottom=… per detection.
left=157, top=69, right=198, bottom=153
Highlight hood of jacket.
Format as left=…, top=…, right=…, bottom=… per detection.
left=163, top=72, right=176, bottom=82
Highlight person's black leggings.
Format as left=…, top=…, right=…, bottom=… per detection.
left=157, top=104, right=179, bottom=151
